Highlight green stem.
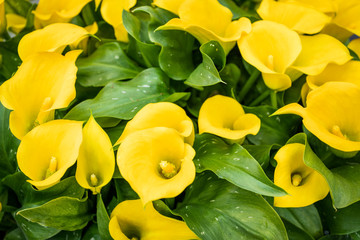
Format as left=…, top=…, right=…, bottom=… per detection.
left=238, top=70, right=260, bottom=102
left=249, top=90, right=271, bottom=106
left=270, top=91, right=278, bottom=108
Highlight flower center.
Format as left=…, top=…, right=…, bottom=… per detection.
left=266, top=54, right=274, bottom=70
left=90, top=173, right=98, bottom=187
left=331, top=125, right=348, bottom=140
left=45, top=156, right=57, bottom=179
left=291, top=173, right=303, bottom=187
left=159, top=160, right=178, bottom=179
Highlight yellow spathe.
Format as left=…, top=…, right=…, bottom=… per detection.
left=115, top=102, right=195, bottom=146
left=198, top=95, right=260, bottom=143
left=6, top=14, right=26, bottom=34
left=17, top=120, right=83, bottom=190
left=274, top=143, right=329, bottom=208
left=109, top=199, right=199, bottom=240
left=116, top=127, right=196, bottom=206
left=153, top=0, right=183, bottom=15
left=0, top=50, right=81, bottom=139
left=76, top=115, right=115, bottom=194
left=348, top=38, right=360, bottom=58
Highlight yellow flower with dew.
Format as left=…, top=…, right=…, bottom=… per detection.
left=100, top=0, right=136, bottom=42
left=238, top=20, right=302, bottom=91
left=117, top=127, right=196, bottom=206
left=17, top=120, right=83, bottom=190
left=33, top=0, right=92, bottom=29
left=0, top=50, right=81, bottom=139
left=115, top=102, right=195, bottom=146
left=198, top=95, right=260, bottom=144
left=109, top=199, right=199, bottom=240
left=76, top=115, right=115, bottom=194
left=274, top=143, right=329, bottom=208
left=157, top=0, right=252, bottom=54
left=257, top=0, right=332, bottom=34
left=18, top=23, right=91, bottom=61
left=273, top=82, right=360, bottom=156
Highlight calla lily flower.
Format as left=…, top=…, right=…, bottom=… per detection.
left=100, top=0, right=136, bottom=42
left=0, top=50, right=81, bottom=139
left=153, top=0, right=183, bottom=15
left=33, top=0, right=92, bottom=29
left=273, top=143, right=329, bottom=208
left=157, top=0, right=252, bottom=54
left=198, top=95, right=260, bottom=144
left=348, top=38, right=360, bottom=58
left=109, top=199, right=199, bottom=240
left=332, top=0, right=360, bottom=36
left=115, top=102, right=195, bottom=146
left=76, top=115, right=115, bottom=194
left=6, top=14, right=26, bottom=34
left=290, top=34, right=352, bottom=76
left=17, top=120, right=83, bottom=190
left=117, top=127, right=196, bottom=206
left=18, top=23, right=90, bottom=61
left=306, top=61, right=360, bottom=90
left=279, top=0, right=337, bottom=14
left=238, top=20, right=302, bottom=91
left=257, top=0, right=331, bottom=34
left=273, top=82, right=360, bottom=153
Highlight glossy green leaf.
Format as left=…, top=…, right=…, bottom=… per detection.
left=4, top=228, right=26, bottom=240
left=97, top=194, right=111, bottom=240
left=5, top=0, right=32, bottom=17
left=275, top=205, right=323, bottom=239
left=76, top=42, right=143, bottom=87
left=279, top=76, right=305, bottom=106
left=193, top=134, right=286, bottom=196
left=173, top=171, right=288, bottom=240
left=185, top=41, right=226, bottom=88
left=18, top=196, right=92, bottom=231
left=49, top=230, right=82, bottom=240
left=243, top=144, right=273, bottom=168
left=281, top=219, right=314, bottom=240
left=65, top=68, right=171, bottom=121
left=82, top=224, right=102, bottom=240
left=244, top=105, right=301, bottom=145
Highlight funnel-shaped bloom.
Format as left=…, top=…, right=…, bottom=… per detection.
left=18, top=23, right=90, bottom=61
left=238, top=20, right=302, bottom=91
left=115, top=102, right=195, bottom=146
left=117, top=127, right=196, bottom=206
left=153, top=0, right=183, bottom=15
left=33, top=0, right=92, bottom=29
left=17, top=120, right=83, bottom=190
left=273, top=82, right=360, bottom=152
left=100, top=0, right=136, bottom=42
left=257, top=0, right=331, bottom=34
left=6, top=14, right=26, bottom=34
left=109, top=199, right=199, bottom=240
left=307, top=61, right=360, bottom=90
left=348, top=38, right=360, bottom=58
left=157, top=0, right=252, bottom=54
left=198, top=95, right=260, bottom=143
left=76, top=115, right=115, bottom=194
left=291, top=34, right=351, bottom=76
left=274, top=143, right=329, bottom=207
left=0, top=50, right=81, bottom=139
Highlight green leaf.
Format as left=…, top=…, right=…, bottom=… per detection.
left=173, top=171, right=288, bottom=240
left=18, top=196, right=92, bottom=231
left=275, top=205, right=323, bottom=239
left=82, top=224, right=102, bottom=240
left=193, top=134, right=286, bottom=196
left=76, top=42, right=143, bottom=87
left=185, top=41, right=226, bottom=88
left=4, top=228, right=26, bottom=240
left=5, top=0, right=32, bottom=17
left=243, top=144, right=273, bottom=168
left=281, top=219, right=314, bottom=240
left=48, top=230, right=82, bottom=240
left=279, top=75, right=306, bottom=106
left=244, top=105, right=301, bottom=145
left=97, top=194, right=112, bottom=240
left=288, top=133, right=360, bottom=209
left=65, top=68, right=171, bottom=121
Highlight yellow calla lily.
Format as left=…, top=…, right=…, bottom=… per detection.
left=290, top=34, right=352, bottom=76
left=307, top=61, right=360, bottom=90
left=157, top=0, right=252, bottom=54
left=76, top=115, right=115, bottom=194
left=332, top=0, right=360, bottom=36
left=117, top=127, right=196, bottom=206
left=115, top=102, right=195, bottom=146
left=279, top=0, right=337, bottom=14
left=18, top=23, right=90, bottom=61
left=273, top=143, right=329, bottom=208
left=100, top=0, right=136, bottom=42
left=153, top=0, right=183, bottom=15
left=348, top=38, right=360, bottom=58
left=273, top=82, right=360, bottom=153
left=238, top=20, right=302, bottom=91
left=6, top=13, right=26, bottom=34
left=0, top=50, right=81, bottom=139
left=198, top=95, right=260, bottom=144
left=257, top=0, right=331, bottom=34
left=109, top=199, right=199, bottom=240
left=17, top=120, right=83, bottom=190
left=33, top=0, right=92, bottom=29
